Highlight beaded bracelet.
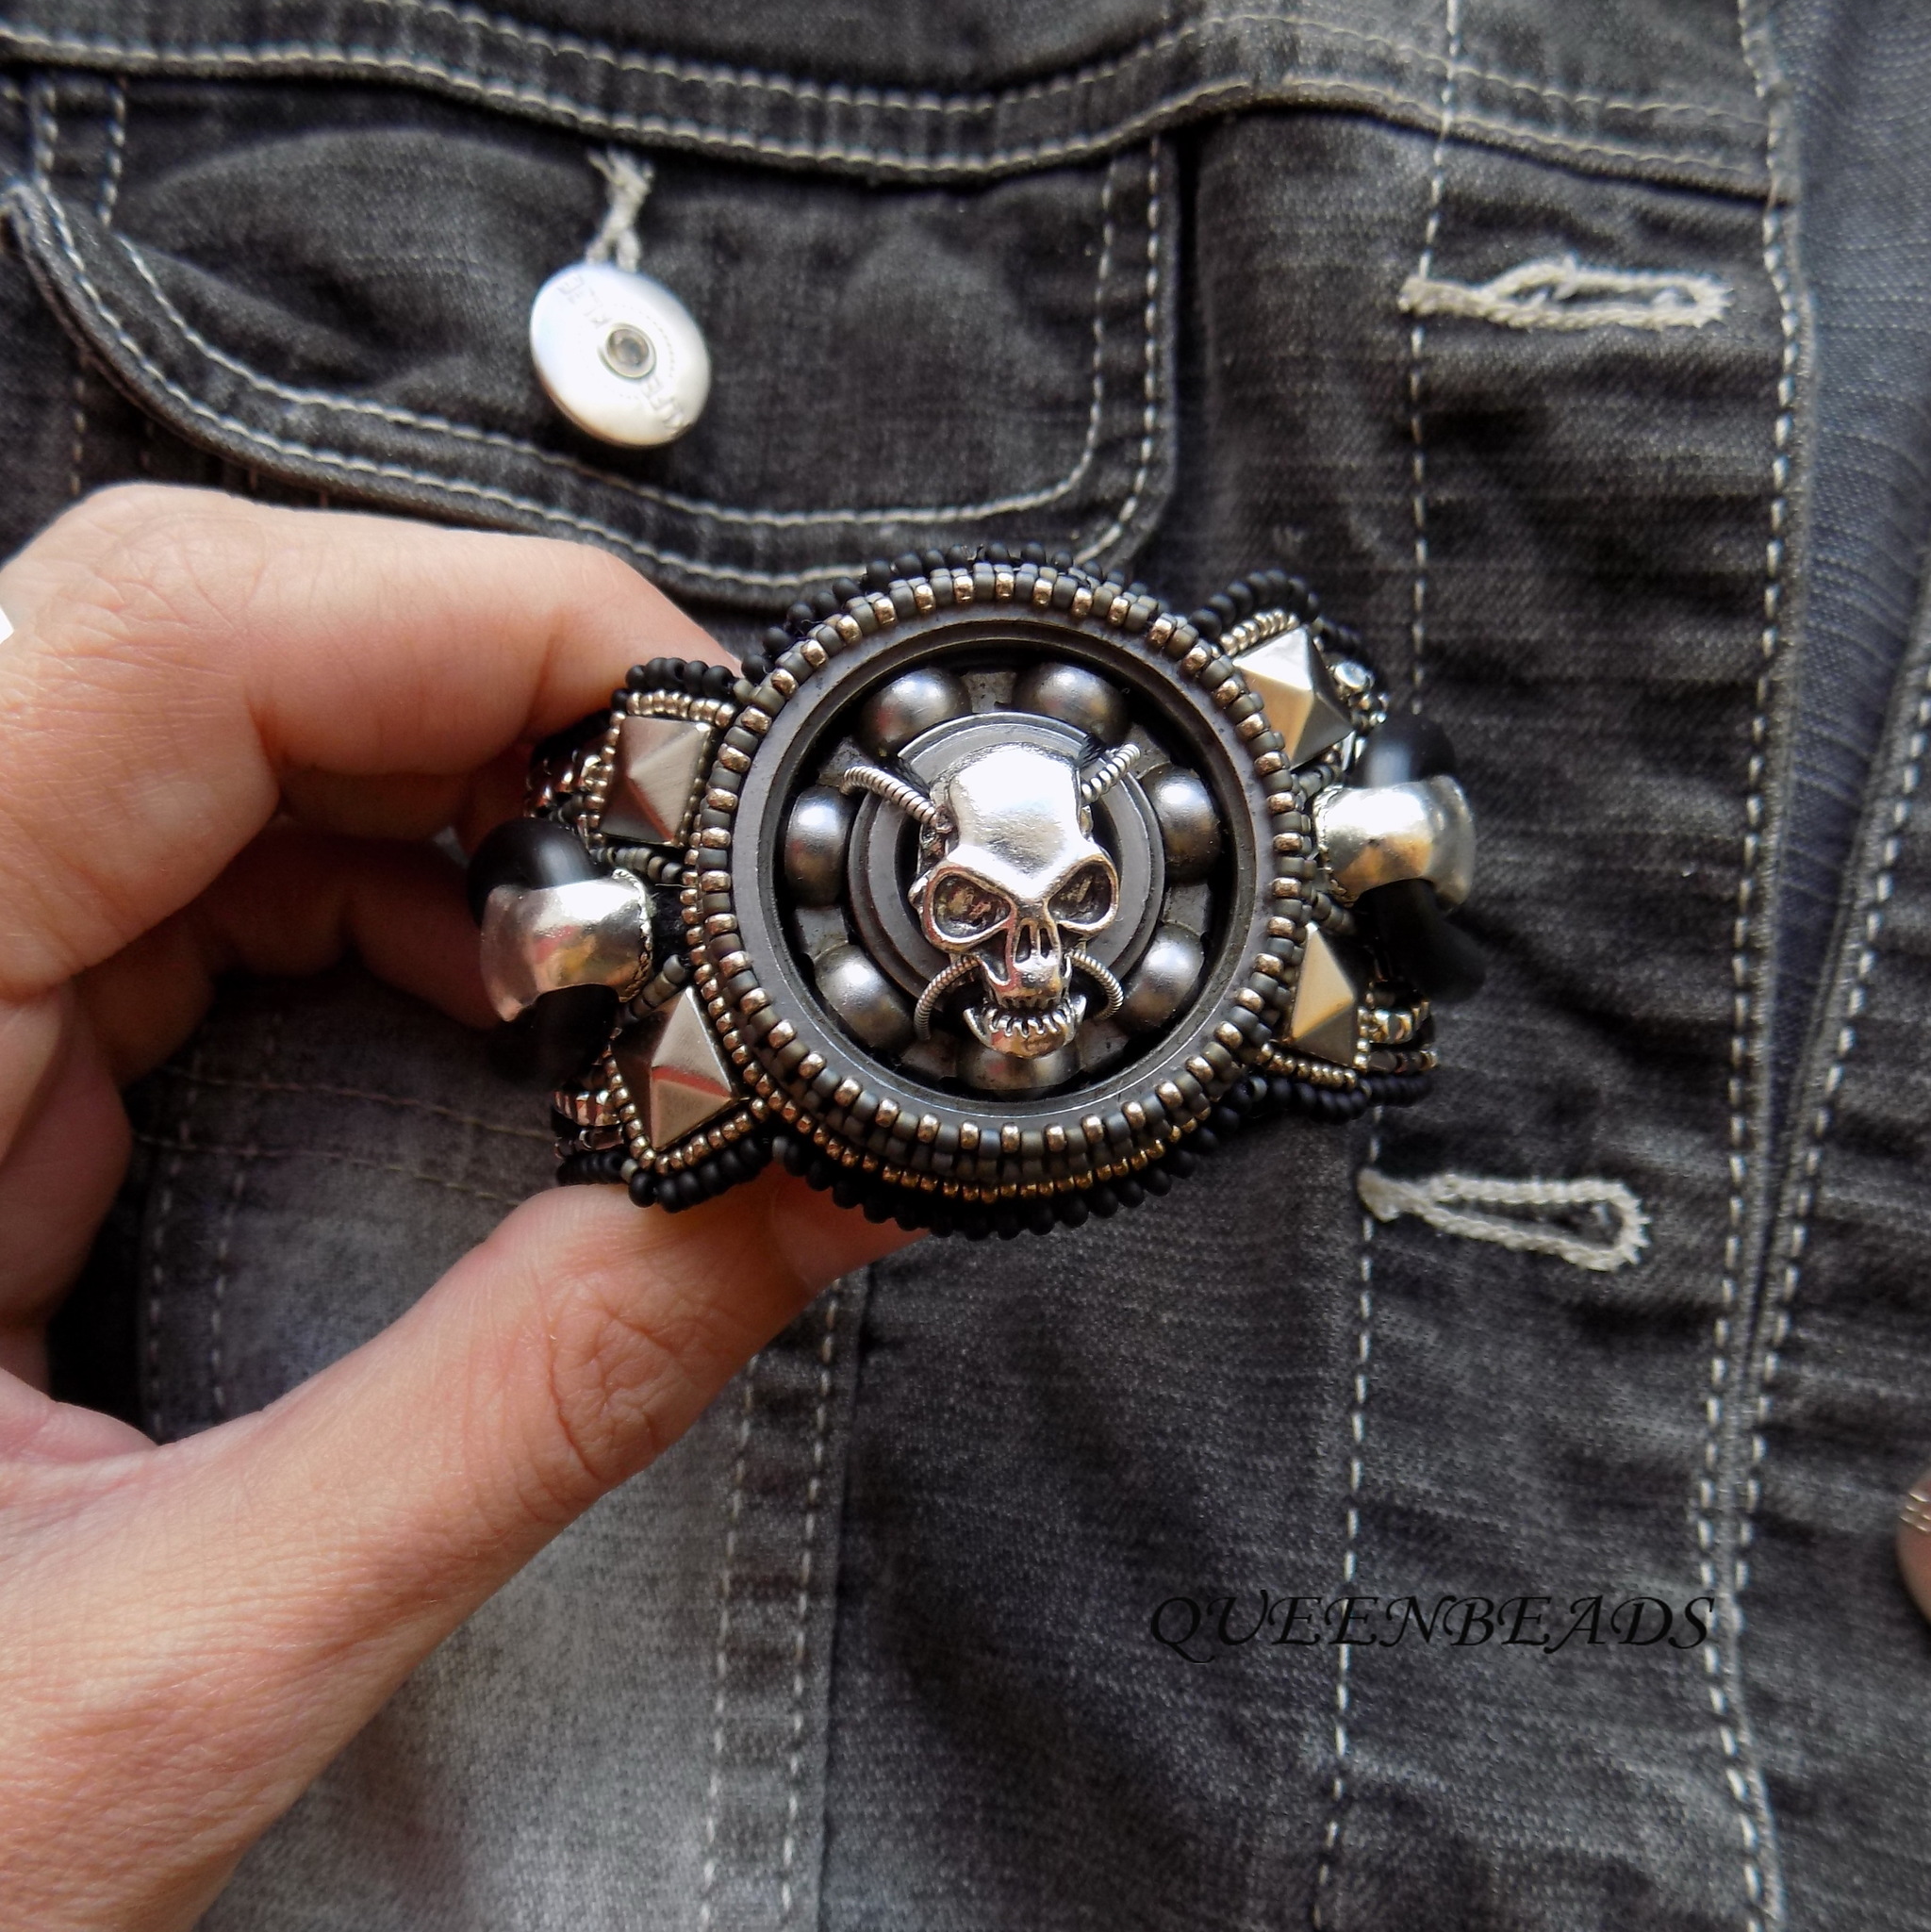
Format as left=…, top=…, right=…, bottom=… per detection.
left=469, top=545, right=1481, bottom=1235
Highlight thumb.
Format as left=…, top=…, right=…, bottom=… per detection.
left=3, top=1171, right=907, bottom=1931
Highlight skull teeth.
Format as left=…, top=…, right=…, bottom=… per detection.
left=965, top=993, right=1089, bottom=1059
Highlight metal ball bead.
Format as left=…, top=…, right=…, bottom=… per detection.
left=958, top=1038, right=1078, bottom=1095
left=857, top=668, right=969, bottom=756
left=1146, top=768, right=1222, bottom=882
left=1118, top=924, right=1205, bottom=1032
left=783, top=786, right=856, bottom=906
left=1012, top=661, right=1130, bottom=745
left=814, top=943, right=915, bottom=1050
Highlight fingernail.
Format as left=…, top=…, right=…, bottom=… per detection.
left=1901, top=1484, right=1931, bottom=1537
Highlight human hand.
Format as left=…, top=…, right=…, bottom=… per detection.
left=0, top=486, right=908, bottom=1930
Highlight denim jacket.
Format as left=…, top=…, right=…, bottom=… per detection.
left=6, top=1, right=1931, bottom=1925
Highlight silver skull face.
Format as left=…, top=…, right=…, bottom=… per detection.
left=909, top=743, right=1119, bottom=1058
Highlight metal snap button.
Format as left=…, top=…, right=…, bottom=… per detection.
left=529, top=260, right=710, bottom=448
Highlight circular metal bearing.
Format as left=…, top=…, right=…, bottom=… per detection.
left=693, top=592, right=1310, bottom=1201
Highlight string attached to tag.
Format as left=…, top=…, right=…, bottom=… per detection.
left=528, top=147, right=712, bottom=448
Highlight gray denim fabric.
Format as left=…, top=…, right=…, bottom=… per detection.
left=6, top=2, right=1931, bottom=1927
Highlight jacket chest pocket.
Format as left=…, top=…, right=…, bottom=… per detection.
left=7, top=76, right=1176, bottom=607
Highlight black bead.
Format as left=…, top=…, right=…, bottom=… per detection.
left=1190, top=607, right=1224, bottom=641
left=944, top=545, right=971, bottom=567
left=1224, top=579, right=1255, bottom=616
left=893, top=551, right=924, bottom=578
left=628, top=1170, right=658, bottom=1208
left=923, top=549, right=948, bottom=574
left=1207, top=593, right=1237, bottom=624
left=985, top=541, right=1011, bottom=563
left=1355, top=877, right=1486, bottom=1004
left=832, top=1174, right=865, bottom=1210
left=1141, top=1165, right=1173, bottom=1196
left=806, top=1156, right=838, bottom=1191
left=1126, top=580, right=1149, bottom=600
left=1050, top=550, right=1074, bottom=570
left=738, top=653, right=770, bottom=683
left=1115, top=1180, right=1146, bottom=1209
left=785, top=601, right=816, bottom=630
left=1020, top=541, right=1047, bottom=565
left=467, top=816, right=601, bottom=924
left=831, top=577, right=863, bottom=603
left=1210, top=1104, right=1243, bottom=1135
left=1286, top=575, right=1319, bottom=617
left=1088, top=1184, right=1120, bottom=1218
left=1026, top=1200, right=1056, bottom=1235
left=1104, top=567, right=1128, bottom=586
left=1165, top=1148, right=1197, bottom=1179
left=1190, top=1130, right=1220, bottom=1156
left=761, top=625, right=792, bottom=654
left=1356, top=715, right=1459, bottom=787
left=811, top=588, right=839, bottom=618
left=1268, top=1074, right=1299, bottom=1111
left=865, top=557, right=894, bottom=588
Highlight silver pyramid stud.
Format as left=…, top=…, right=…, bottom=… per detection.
left=637, top=984, right=738, bottom=1147
left=1288, top=927, right=1366, bottom=1066
left=601, top=714, right=713, bottom=845
left=1234, top=626, right=1352, bottom=768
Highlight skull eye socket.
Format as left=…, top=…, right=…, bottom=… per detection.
left=1049, top=861, right=1116, bottom=933
left=927, top=871, right=1014, bottom=946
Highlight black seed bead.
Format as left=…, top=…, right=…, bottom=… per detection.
left=811, top=588, right=839, bottom=618
left=895, top=1207, right=926, bottom=1233
left=786, top=601, right=816, bottom=630
left=624, top=662, right=651, bottom=690
left=863, top=1196, right=894, bottom=1223
left=1020, top=541, right=1047, bottom=565
left=741, top=1136, right=772, bottom=1174
left=1207, top=593, right=1238, bottom=624
left=1141, top=1165, right=1172, bottom=1196
left=944, top=545, right=972, bottom=567
left=1225, top=578, right=1255, bottom=616
left=1115, top=1179, right=1146, bottom=1209
left=1268, top=1075, right=1297, bottom=1110
left=1190, top=1130, right=1220, bottom=1156
left=832, top=577, right=863, bottom=603
left=1126, top=580, right=1149, bottom=600
left=893, top=551, right=925, bottom=578
left=832, top=1174, right=865, bottom=1209
left=865, top=557, right=894, bottom=589
left=628, top=1170, right=658, bottom=1208
left=1104, top=567, right=1128, bottom=586
left=775, top=1133, right=804, bottom=1174
left=1050, top=550, right=1074, bottom=570
left=1211, top=1103, right=1243, bottom=1135
left=739, top=653, right=770, bottom=683
left=964, top=1215, right=994, bottom=1242
left=1026, top=1200, right=1056, bottom=1235
left=1088, top=1184, right=1119, bottom=1218
left=1166, top=1148, right=1198, bottom=1179
left=703, top=664, right=733, bottom=698
left=1190, top=607, right=1223, bottom=641
left=1056, top=1195, right=1090, bottom=1230
left=982, top=540, right=1009, bottom=564
left=923, top=548, right=948, bottom=573
left=1287, top=575, right=1319, bottom=617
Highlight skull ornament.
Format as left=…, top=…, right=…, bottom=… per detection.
left=843, top=736, right=1137, bottom=1059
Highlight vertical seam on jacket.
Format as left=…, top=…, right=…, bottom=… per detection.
left=95, top=75, right=126, bottom=222
left=207, top=1007, right=281, bottom=1419
left=1310, top=1114, right=1381, bottom=1927
left=777, top=1289, right=839, bottom=1924
left=144, top=1045, right=204, bottom=1441
left=699, top=1365, right=758, bottom=1928
left=1070, top=139, right=1163, bottom=564
left=1403, top=0, right=1460, bottom=706
left=1692, top=5, right=1797, bottom=1927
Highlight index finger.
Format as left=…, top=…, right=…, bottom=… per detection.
left=0, top=486, right=719, bottom=1000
